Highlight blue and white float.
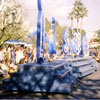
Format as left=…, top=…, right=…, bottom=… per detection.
left=2, top=0, right=99, bottom=93
left=3, top=0, right=78, bottom=93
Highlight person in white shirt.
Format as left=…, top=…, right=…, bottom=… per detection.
left=0, top=47, right=6, bottom=61
left=0, top=60, right=10, bottom=77
left=15, top=47, right=24, bottom=64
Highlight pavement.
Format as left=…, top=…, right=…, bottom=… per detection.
left=0, top=67, right=100, bottom=99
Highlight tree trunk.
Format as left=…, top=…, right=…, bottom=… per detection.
left=71, top=18, right=73, bottom=34
left=77, top=18, right=79, bottom=32
left=80, top=17, right=83, bottom=34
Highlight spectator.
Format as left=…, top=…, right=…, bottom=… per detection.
left=44, top=49, right=49, bottom=61
left=27, top=48, right=32, bottom=63
left=0, top=60, right=10, bottom=78
left=0, top=47, right=6, bottom=61
left=15, top=47, right=24, bottom=64
left=9, top=60, right=18, bottom=73
left=11, top=46, right=16, bottom=64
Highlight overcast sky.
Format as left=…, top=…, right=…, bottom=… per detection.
left=16, top=0, right=100, bottom=39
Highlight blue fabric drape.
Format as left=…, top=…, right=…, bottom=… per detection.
left=36, top=0, right=42, bottom=62
left=62, top=30, right=69, bottom=55
left=41, top=15, right=45, bottom=53
left=80, top=33, right=88, bottom=55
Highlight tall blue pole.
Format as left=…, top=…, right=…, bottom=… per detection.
left=37, top=0, right=42, bottom=62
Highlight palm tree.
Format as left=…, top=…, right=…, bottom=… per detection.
left=80, top=6, right=88, bottom=34
left=73, top=0, right=82, bottom=32
left=67, top=10, right=75, bottom=34
left=73, top=0, right=88, bottom=33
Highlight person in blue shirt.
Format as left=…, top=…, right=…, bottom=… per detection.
left=46, top=29, right=56, bottom=62
left=80, top=33, right=88, bottom=56
left=70, top=33, right=78, bottom=58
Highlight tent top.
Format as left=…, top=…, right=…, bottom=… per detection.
left=2, top=40, right=32, bottom=47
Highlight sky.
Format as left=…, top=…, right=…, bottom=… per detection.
left=16, top=0, right=100, bottom=39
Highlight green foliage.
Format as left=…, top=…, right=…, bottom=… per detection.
left=55, top=21, right=66, bottom=47
left=68, top=10, right=75, bottom=20
left=45, top=17, right=51, bottom=32
left=68, top=28, right=86, bottom=38
left=0, top=1, right=29, bottom=45
left=73, top=0, right=82, bottom=19
left=68, top=28, right=72, bottom=38
left=93, top=38, right=100, bottom=43
left=73, top=28, right=77, bottom=33
left=68, top=0, right=88, bottom=33
left=96, top=29, right=100, bottom=37
left=81, top=29, right=86, bottom=35
left=73, top=0, right=88, bottom=21
left=93, top=29, right=100, bottom=44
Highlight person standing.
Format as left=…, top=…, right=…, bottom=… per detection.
left=80, top=33, right=88, bottom=56
left=11, top=47, right=16, bottom=64
left=46, top=29, right=56, bottom=62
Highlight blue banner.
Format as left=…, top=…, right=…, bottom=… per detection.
left=28, top=31, right=37, bottom=38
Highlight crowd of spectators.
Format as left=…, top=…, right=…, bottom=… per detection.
left=0, top=45, right=36, bottom=78
left=89, top=48, right=100, bottom=63
left=0, top=44, right=100, bottom=78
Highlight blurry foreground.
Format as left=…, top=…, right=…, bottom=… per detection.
left=0, top=66, right=100, bottom=99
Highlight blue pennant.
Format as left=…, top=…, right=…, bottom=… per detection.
left=28, top=31, right=37, bottom=38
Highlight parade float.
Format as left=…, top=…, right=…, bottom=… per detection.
left=3, top=0, right=98, bottom=93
